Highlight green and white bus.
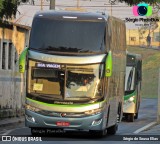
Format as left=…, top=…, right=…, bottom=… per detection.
left=123, top=53, right=142, bottom=122
left=19, top=11, right=126, bottom=136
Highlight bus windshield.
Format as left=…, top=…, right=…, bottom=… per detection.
left=28, top=61, right=104, bottom=103
left=29, top=18, right=106, bottom=54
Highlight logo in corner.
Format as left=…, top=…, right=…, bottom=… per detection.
left=133, top=3, right=152, bottom=16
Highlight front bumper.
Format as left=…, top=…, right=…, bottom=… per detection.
left=123, top=101, right=136, bottom=114
left=25, top=109, right=105, bottom=131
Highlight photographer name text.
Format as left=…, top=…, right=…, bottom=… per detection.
left=125, top=18, right=159, bottom=23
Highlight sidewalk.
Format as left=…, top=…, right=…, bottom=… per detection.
left=0, top=116, right=25, bottom=127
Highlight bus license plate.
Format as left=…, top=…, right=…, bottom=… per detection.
left=56, top=121, right=70, bottom=126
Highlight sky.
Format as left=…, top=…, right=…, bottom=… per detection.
left=15, top=0, right=159, bottom=29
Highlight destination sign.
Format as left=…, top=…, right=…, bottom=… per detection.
left=36, top=63, right=61, bottom=69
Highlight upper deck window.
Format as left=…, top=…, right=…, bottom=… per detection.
left=29, top=17, right=106, bottom=54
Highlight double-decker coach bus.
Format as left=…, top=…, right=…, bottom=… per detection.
left=19, top=11, right=126, bottom=136
left=123, top=53, right=142, bottom=122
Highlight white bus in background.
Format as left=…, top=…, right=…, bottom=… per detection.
left=123, top=53, right=142, bottom=122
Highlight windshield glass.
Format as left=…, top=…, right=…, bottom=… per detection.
left=28, top=61, right=104, bottom=103
left=29, top=18, right=106, bottom=54
left=65, top=65, right=104, bottom=99
left=125, top=66, right=136, bottom=92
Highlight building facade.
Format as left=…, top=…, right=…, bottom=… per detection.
left=126, top=23, right=160, bottom=48
left=0, top=22, right=30, bottom=118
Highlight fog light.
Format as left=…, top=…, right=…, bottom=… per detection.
left=26, top=114, right=36, bottom=123
left=92, top=119, right=102, bottom=126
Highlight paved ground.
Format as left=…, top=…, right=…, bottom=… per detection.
left=0, top=117, right=159, bottom=135
left=0, top=117, right=24, bottom=128
left=140, top=123, right=160, bottom=135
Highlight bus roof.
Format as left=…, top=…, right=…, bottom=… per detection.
left=33, top=10, right=108, bottom=22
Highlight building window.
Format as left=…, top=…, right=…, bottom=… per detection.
left=154, top=32, right=160, bottom=42
left=139, top=37, right=143, bottom=40
left=2, top=42, right=7, bottom=70
left=1, top=41, right=14, bottom=70
left=156, top=36, right=160, bottom=42
left=130, top=37, right=136, bottom=41
left=8, top=43, right=12, bottom=69
left=15, top=50, right=18, bottom=65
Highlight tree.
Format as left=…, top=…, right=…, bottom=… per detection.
left=0, top=0, right=29, bottom=19
left=119, top=0, right=160, bottom=5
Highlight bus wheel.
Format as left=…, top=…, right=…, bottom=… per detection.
left=124, top=114, right=128, bottom=120
left=107, top=123, right=118, bottom=135
left=128, top=114, right=134, bottom=122
left=134, top=112, right=138, bottom=119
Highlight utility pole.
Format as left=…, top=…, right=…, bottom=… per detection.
left=41, top=0, right=43, bottom=10
left=157, top=68, right=160, bottom=123
left=77, top=0, right=79, bottom=8
left=50, top=0, right=55, bottom=10
left=111, top=4, right=112, bottom=16
left=159, top=28, right=160, bottom=49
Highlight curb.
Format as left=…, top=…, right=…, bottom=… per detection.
left=133, top=121, right=157, bottom=134
left=0, top=117, right=25, bottom=127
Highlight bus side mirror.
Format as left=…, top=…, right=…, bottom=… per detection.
left=105, top=51, right=112, bottom=77
left=19, top=47, right=28, bottom=73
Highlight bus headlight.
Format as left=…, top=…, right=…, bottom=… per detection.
left=128, top=96, right=135, bottom=102
left=84, top=108, right=103, bottom=115
left=92, top=118, right=102, bottom=126
left=26, top=104, right=40, bottom=112
left=124, top=96, right=135, bottom=104
left=26, top=114, right=36, bottom=123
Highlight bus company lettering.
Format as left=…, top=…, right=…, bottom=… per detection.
left=37, top=63, right=60, bottom=69
left=54, top=101, right=73, bottom=104
left=46, top=64, right=60, bottom=68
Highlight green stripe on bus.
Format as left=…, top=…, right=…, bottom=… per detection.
left=124, top=91, right=136, bottom=102
left=26, top=97, right=106, bottom=108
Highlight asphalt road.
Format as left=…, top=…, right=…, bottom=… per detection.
left=0, top=98, right=158, bottom=143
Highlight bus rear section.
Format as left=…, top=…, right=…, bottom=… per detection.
left=123, top=53, right=142, bottom=122
left=19, top=11, right=126, bottom=137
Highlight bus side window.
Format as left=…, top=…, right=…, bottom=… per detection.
left=127, top=69, right=133, bottom=90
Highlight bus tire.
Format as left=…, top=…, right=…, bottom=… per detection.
left=117, top=103, right=122, bottom=122
left=128, top=113, right=134, bottom=122
left=124, top=114, right=128, bottom=120
left=107, top=123, right=118, bottom=135
left=134, top=112, right=138, bottom=119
